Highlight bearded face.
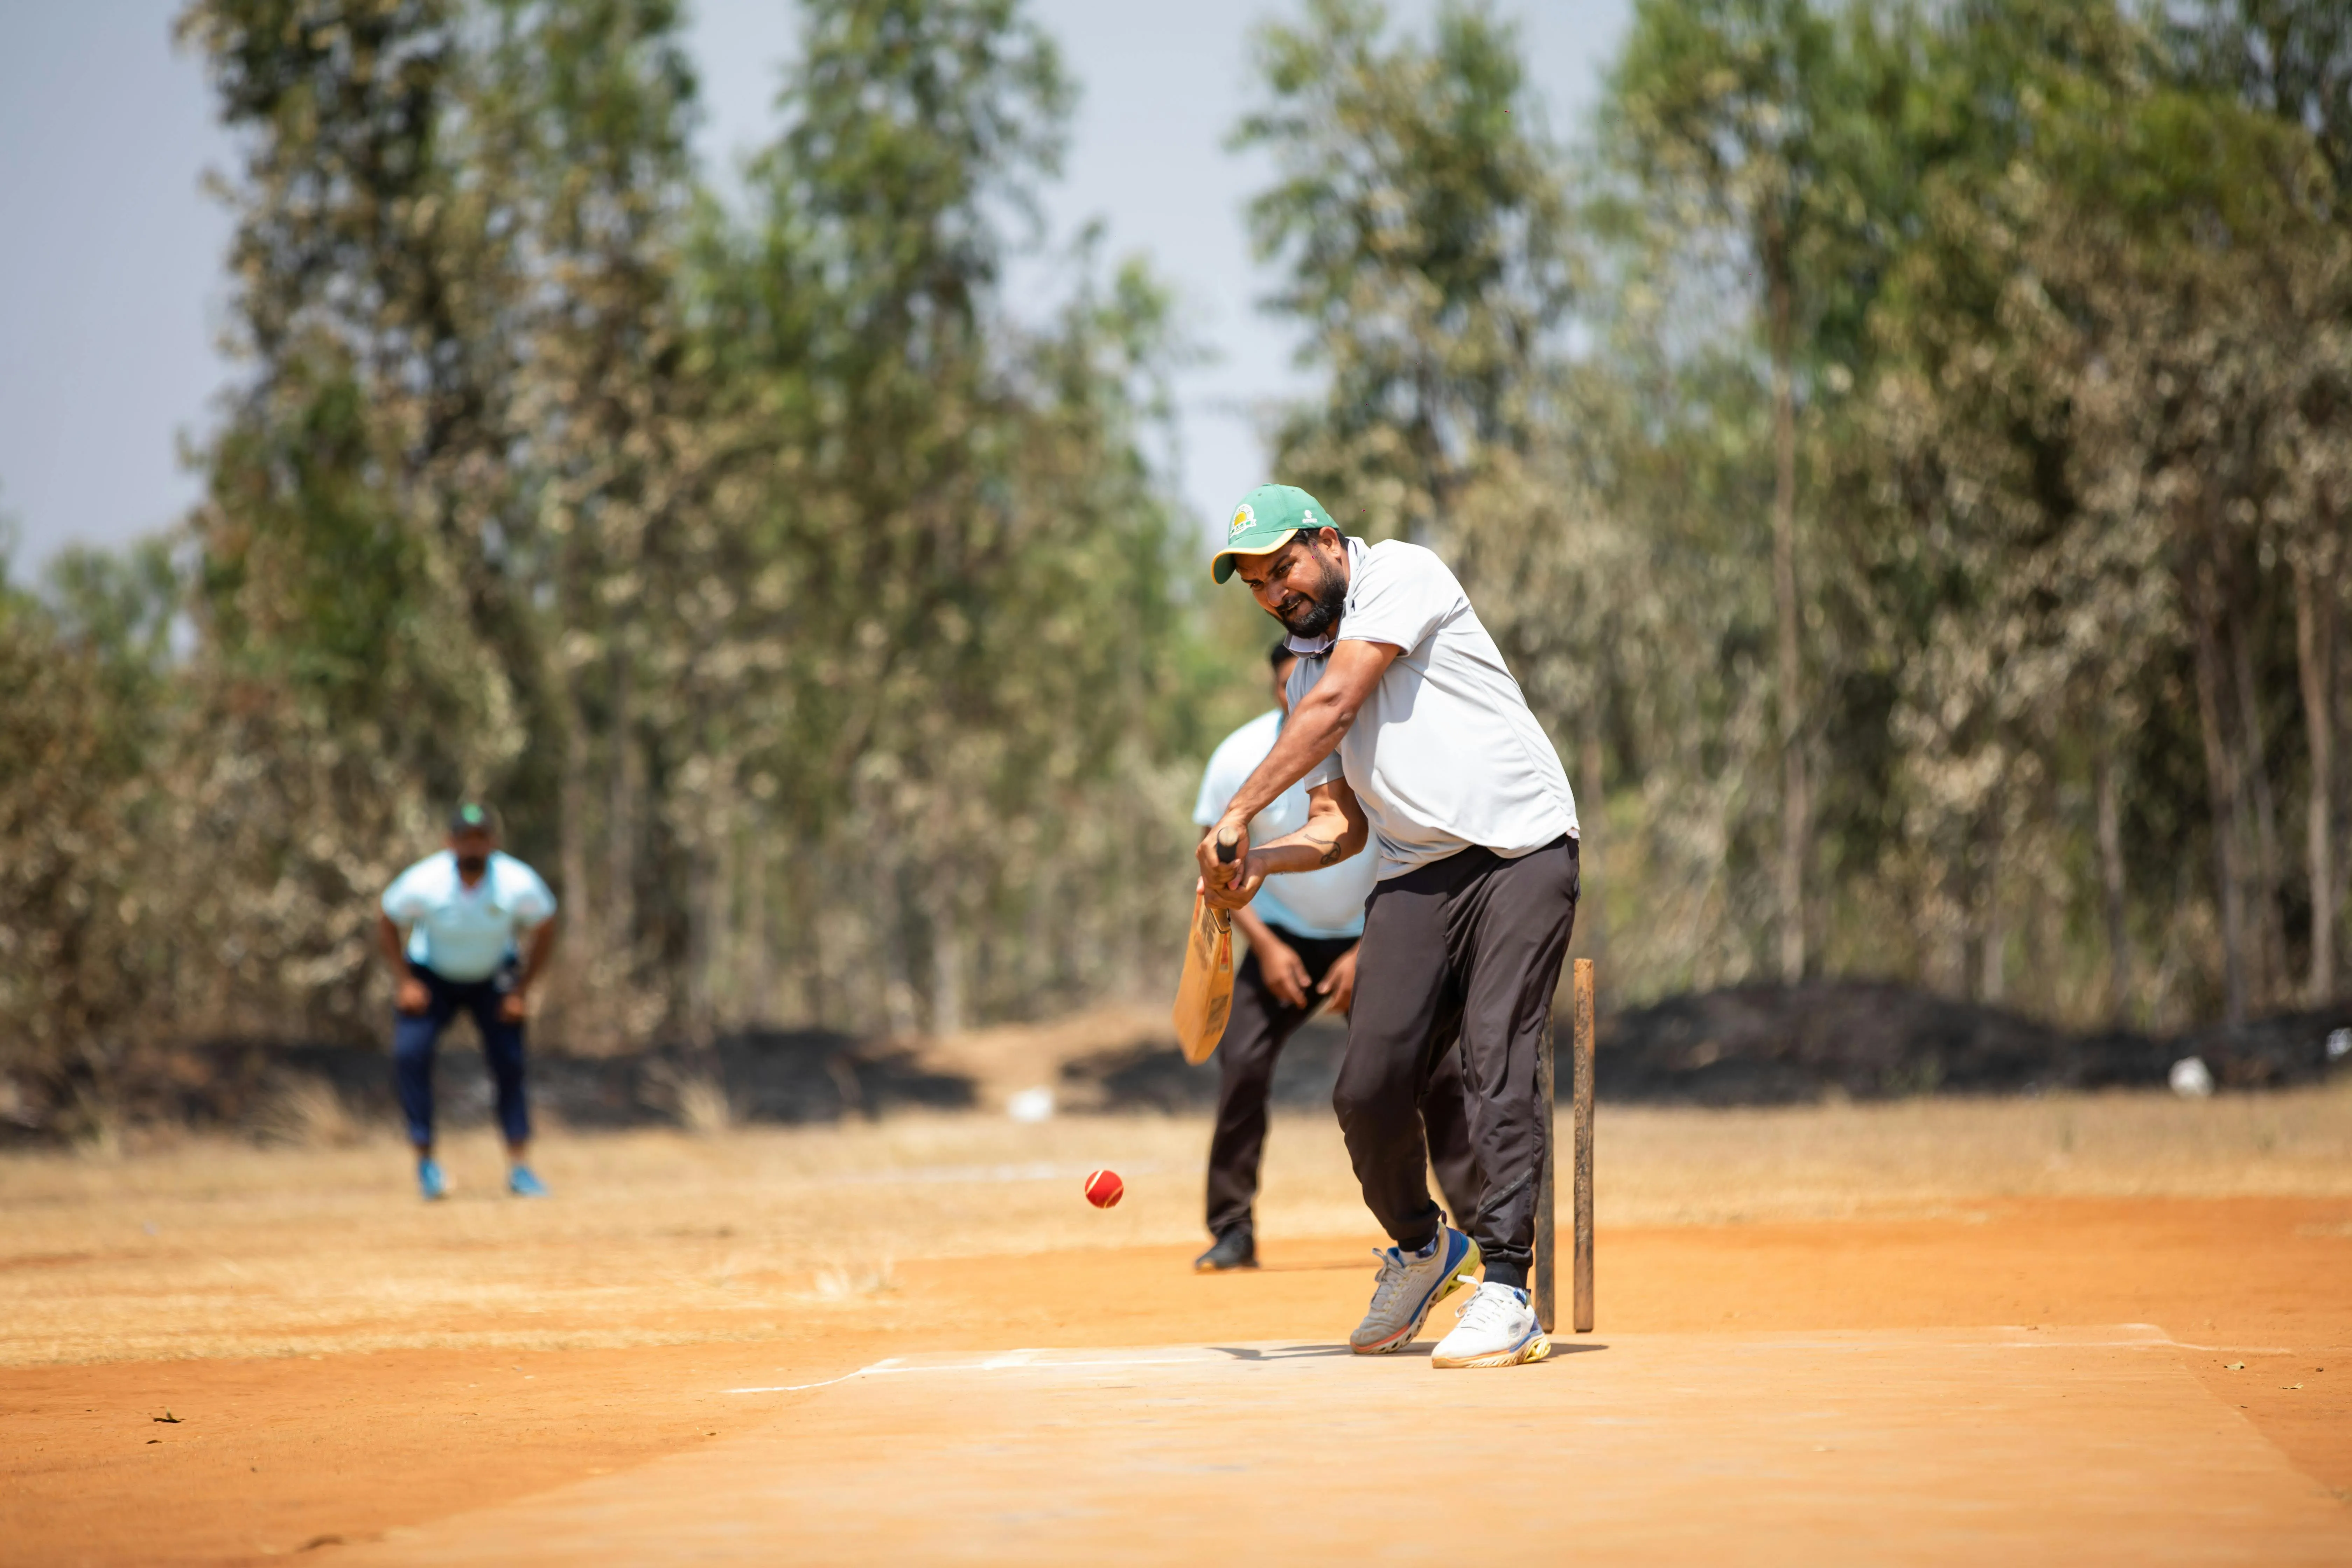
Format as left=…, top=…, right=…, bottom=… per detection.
left=1240, top=531, right=1350, bottom=640
left=1279, top=551, right=1348, bottom=639
left=451, top=830, right=495, bottom=881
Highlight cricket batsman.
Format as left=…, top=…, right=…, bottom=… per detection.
left=1198, top=484, right=1579, bottom=1369
left=1190, top=640, right=1484, bottom=1273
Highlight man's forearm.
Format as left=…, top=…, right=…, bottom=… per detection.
left=377, top=915, right=411, bottom=973
left=1250, top=830, right=1361, bottom=876
left=517, top=920, right=558, bottom=991
left=1222, top=693, right=1352, bottom=831
left=1254, top=782, right=1369, bottom=875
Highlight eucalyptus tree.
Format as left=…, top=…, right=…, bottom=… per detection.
left=2167, top=0, right=2352, bottom=1007
left=477, top=0, right=713, bottom=1042
left=1233, top=0, right=1576, bottom=545
left=0, top=552, right=185, bottom=1131
left=2170, top=0, right=2352, bottom=191
left=174, top=0, right=548, bottom=1041
left=711, top=0, right=1198, bottom=1033
left=1855, top=0, right=2352, bottom=1024
left=1230, top=0, right=1647, bottom=953
left=1606, top=0, right=1868, bottom=982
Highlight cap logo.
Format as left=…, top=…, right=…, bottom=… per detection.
left=1229, top=503, right=1254, bottom=538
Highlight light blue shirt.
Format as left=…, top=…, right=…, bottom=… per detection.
left=380, top=850, right=557, bottom=982
left=1193, top=709, right=1377, bottom=940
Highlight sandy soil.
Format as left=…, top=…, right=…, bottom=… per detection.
left=5, top=1089, right=2351, bottom=1563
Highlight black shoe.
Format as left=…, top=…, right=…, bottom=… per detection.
left=1194, top=1228, right=1258, bottom=1272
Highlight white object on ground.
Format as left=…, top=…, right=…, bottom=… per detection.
left=2327, top=1028, right=2351, bottom=1062
left=1006, top=1087, right=1056, bottom=1123
left=2168, top=1057, right=2214, bottom=1098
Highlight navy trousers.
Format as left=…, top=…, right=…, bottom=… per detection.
left=393, top=965, right=531, bottom=1148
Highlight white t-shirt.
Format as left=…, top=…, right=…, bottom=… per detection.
left=1291, top=537, right=1577, bottom=878
left=380, top=850, right=558, bottom=982
left=1193, top=708, right=1377, bottom=940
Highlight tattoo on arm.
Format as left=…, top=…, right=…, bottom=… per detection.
left=1307, top=835, right=1342, bottom=867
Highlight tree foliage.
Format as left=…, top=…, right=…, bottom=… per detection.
left=0, top=0, right=1218, bottom=1119
left=1250, top=0, right=2352, bottom=1028
left=8, top=0, right=2352, bottom=1118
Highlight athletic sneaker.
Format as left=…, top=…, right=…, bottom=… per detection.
left=417, top=1158, right=448, bottom=1201
left=1193, top=1227, right=1258, bottom=1272
left=1431, top=1280, right=1550, bottom=1369
left=507, top=1166, right=549, bottom=1198
left=1349, top=1225, right=1481, bottom=1354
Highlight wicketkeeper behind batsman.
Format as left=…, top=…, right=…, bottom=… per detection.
left=1190, top=640, right=1484, bottom=1273
left=1199, top=484, right=1579, bottom=1370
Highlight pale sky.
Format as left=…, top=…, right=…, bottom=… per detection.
left=0, top=0, right=1627, bottom=574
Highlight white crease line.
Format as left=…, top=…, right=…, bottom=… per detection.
left=727, top=1354, right=1211, bottom=1394
left=726, top=1371, right=866, bottom=1394
left=724, top=1330, right=2319, bottom=1393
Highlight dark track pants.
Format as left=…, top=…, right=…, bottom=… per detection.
left=1206, top=926, right=1483, bottom=1241
left=1335, top=836, right=1578, bottom=1289
left=393, top=965, right=531, bottom=1149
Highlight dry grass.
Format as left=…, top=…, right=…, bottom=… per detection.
left=4, top=1084, right=2351, bottom=1366
left=251, top=1076, right=367, bottom=1149
left=640, top=1063, right=735, bottom=1136
left=1592, top=1084, right=2352, bottom=1222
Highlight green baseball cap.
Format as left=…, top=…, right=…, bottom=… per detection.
left=1212, top=484, right=1338, bottom=583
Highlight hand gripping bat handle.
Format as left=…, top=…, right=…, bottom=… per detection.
left=1215, top=827, right=1240, bottom=864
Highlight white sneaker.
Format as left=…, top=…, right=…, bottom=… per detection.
left=1431, top=1280, right=1550, bottom=1368
left=1349, top=1226, right=1482, bottom=1354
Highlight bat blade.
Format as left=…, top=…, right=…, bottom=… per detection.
left=1171, top=891, right=1234, bottom=1064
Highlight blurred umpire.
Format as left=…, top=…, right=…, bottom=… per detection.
left=376, top=803, right=559, bottom=1200
left=1190, top=642, right=1482, bottom=1271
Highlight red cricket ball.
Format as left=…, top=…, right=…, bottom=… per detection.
left=1083, top=1168, right=1124, bottom=1209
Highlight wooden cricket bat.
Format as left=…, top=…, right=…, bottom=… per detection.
left=1171, top=828, right=1239, bottom=1064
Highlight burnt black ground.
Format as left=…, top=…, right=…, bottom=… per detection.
left=7, top=982, right=2348, bottom=1144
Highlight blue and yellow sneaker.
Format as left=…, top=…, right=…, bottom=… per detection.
left=507, top=1165, right=549, bottom=1198
left=1349, top=1224, right=1480, bottom=1354
left=418, top=1158, right=448, bottom=1201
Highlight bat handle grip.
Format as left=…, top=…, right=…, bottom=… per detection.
left=1214, top=827, right=1240, bottom=864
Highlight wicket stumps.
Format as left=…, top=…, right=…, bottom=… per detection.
left=1533, top=958, right=1596, bottom=1336
left=1572, top=957, right=1595, bottom=1334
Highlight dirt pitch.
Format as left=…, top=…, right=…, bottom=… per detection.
left=6, top=1090, right=2352, bottom=1563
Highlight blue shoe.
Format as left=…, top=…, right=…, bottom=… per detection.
left=507, top=1165, right=549, bottom=1198
left=1349, top=1225, right=1481, bottom=1354
left=417, top=1158, right=448, bottom=1201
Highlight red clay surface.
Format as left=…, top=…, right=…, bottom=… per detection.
left=5, top=1195, right=2350, bottom=1563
